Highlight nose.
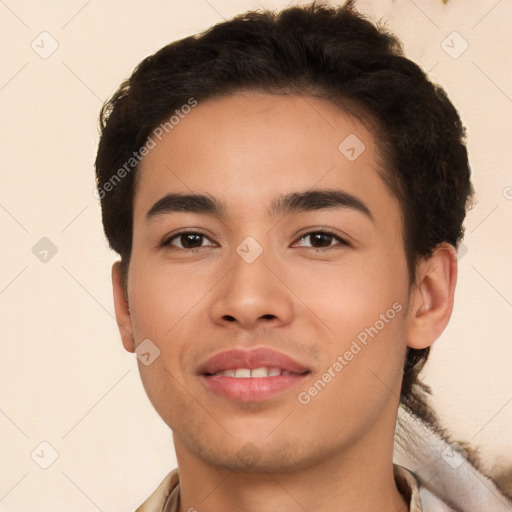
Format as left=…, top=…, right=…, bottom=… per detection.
left=209, top=242, right=294, bottom=330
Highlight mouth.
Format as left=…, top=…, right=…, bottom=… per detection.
left=198, top=347, right=311, bottom=402
left=206, top=367, right=306, bottom=378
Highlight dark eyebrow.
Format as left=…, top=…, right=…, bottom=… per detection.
left=146, top=189, right=372, bottom=221
left=269, top=189, right=373, bottom=220
left=146, top=193, right=226, bottom=221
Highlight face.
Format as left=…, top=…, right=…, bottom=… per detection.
left=122, top=92, right=414, bottom=472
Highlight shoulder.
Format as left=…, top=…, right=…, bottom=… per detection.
left=134, top=468, right=179, bottom=512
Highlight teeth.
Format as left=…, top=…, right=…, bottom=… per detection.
left=211, top=367, right=292, bottom=378
left=250, top=367, right=269, bottom=378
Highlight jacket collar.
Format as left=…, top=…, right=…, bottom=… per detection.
left=394, top=403, right=512, bottom=511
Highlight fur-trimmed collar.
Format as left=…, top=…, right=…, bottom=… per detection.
left=394, top=403, right=512, bottom=511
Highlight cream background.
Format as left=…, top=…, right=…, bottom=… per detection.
left=0, top=0, right=510, bottom=510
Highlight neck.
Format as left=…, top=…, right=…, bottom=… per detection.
left=173, top=408, right=408, bottom=512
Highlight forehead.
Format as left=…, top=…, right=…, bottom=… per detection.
left=133, top=92, right=398, bottom=223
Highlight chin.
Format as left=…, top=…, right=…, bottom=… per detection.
left=186, top=435, right=322, bottom=474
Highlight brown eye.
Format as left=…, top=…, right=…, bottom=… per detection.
left=309, top=233, right=334, bottom=248
left=164, top=232, right=214, bottom=250
left=295, top=231, right=349, bottom=249
left=179, top=233, right=203, bottom=248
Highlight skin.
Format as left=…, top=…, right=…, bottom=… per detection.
left=112, top=92, right=457, bottom=511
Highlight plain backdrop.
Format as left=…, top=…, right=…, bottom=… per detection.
left=0, top=0, right=511, bottom=510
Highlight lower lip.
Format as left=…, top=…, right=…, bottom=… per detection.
left=201, top=374, right=309, bottom=402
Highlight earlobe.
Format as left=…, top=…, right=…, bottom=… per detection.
left=112, top=260, right=135, bottom=353
left=405, top=243, right=458, bottom=350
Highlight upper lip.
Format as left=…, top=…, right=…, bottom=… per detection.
left=198, top=347, right=311, bottom=375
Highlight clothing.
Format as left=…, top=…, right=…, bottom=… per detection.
left=136, top=464, right=421, bottom=512
left=135, top=405, right=512, bottom=511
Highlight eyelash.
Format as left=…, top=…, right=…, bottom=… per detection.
left=161, top=228, right=350, bottom=252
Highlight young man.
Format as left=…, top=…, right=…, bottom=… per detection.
left=95, top=2, right=512, bottom=511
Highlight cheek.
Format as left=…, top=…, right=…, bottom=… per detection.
left=289, top=249, right=409, bottom=391
left=126, top=258, right=203, bottom=424
left=136, top=356, right=196, bottom=433
left=126, top=257, right=216, bottom=403
left=296, top=297, right=407, bottom=427
left=288, top=252, right=407, bottom=336
left=127, top=258, right=212, bottom=341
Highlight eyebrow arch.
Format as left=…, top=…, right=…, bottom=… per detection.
left=270, top=189, right=373, bottom=220
left=146, top=189, right=373, bottom=221
left=146, top=193, right=225, bottom=221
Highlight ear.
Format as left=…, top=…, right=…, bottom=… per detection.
left=112, top=260, right=135, bottom=353
left=405, top=242, right=458, bottom=350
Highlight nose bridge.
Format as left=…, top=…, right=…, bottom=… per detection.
left=210, top=234, right=293, bottom=328
left=232, top=235, right=272, bottom=291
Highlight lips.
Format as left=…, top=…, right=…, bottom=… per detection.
left=198, top=347, right=310, bottom=376
left=198, top=347, right=311, bottom=402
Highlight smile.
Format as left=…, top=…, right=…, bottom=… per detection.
left=209, top=367, right=300, bottom=378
